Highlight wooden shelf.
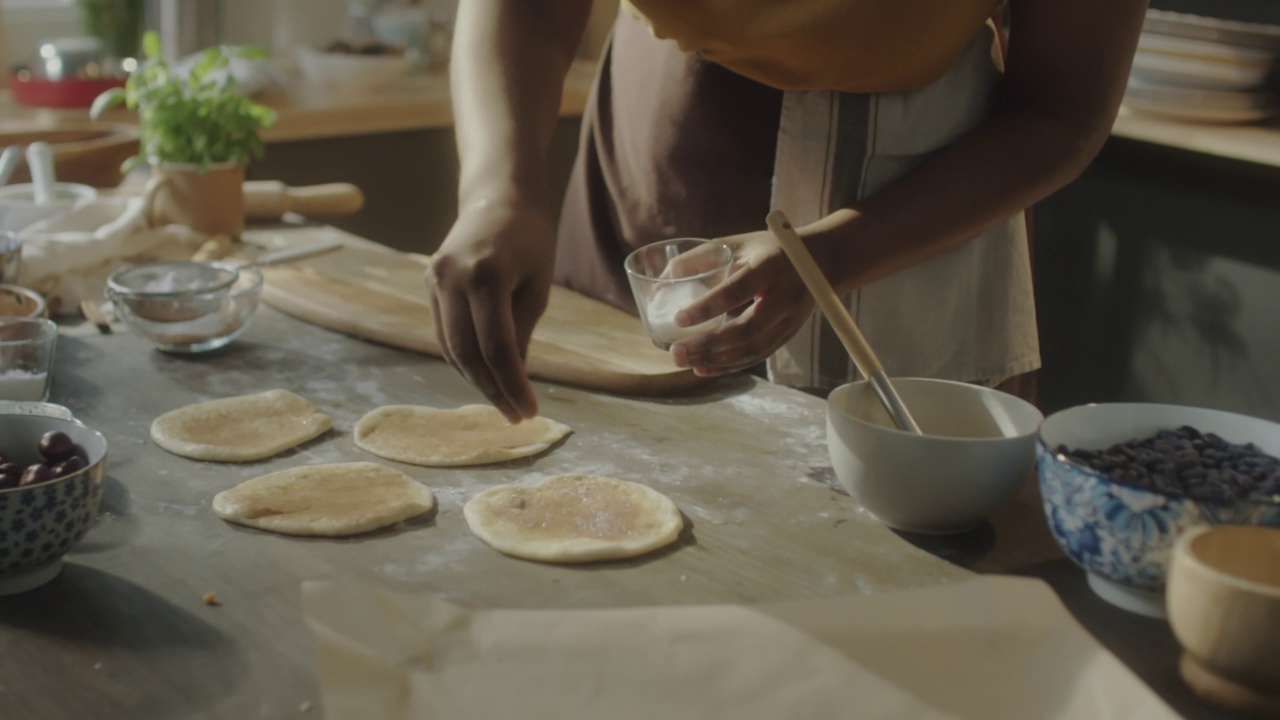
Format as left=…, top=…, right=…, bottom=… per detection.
left=0, top=59, right=598, bottom=144
left=8, top=67, right=1280, bottom=172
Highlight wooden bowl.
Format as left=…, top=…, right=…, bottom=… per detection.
left=0, top=284, right=48, bottom=318
left=1167, top=524, right=1280, bottom=714
left=0, top=121, right=139, bottom=189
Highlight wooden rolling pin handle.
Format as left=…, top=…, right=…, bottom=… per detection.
left=242, top=181, right=366, bottom=220
left=765, top=210, right=884, bottom=378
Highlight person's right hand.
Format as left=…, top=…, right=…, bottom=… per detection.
left=425, top=195, right=556, bottom=423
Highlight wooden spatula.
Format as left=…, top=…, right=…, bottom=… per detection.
left=765, top=210, right=922, bottom=434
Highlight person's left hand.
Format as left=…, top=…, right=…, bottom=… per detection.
left=668, top=230, right=815, bottom=376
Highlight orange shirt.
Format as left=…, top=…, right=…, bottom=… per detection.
left=622, top=0, right=1002, bottom=93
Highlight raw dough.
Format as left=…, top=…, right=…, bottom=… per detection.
left=463, top=474, right=683, bottom=563
left=212, top=462, right=435, bottom=537
left=151, top=389, right=333, bottom=462
left=354, top=404, right=572, bottom=467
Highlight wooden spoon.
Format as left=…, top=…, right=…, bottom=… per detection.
left=765, top=210, right=922, bottom=434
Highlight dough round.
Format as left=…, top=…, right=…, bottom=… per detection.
left=354, top=404, right=572, bottom=467
left=463, top=474, right=683, bottom=563
left=151, top=389, right=333, bottom=462
left=212, top=462, right=435, bottom=537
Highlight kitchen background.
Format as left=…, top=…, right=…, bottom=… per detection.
left=2, top=0, right=1279, bottom=422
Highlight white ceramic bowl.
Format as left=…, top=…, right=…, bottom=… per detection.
left=0, top=182, right=97, bottom=234
left=827, top=378, right=1044, bottom=535
left=1037, top=403, right=1280, bottom=618
left=295, top=46, right=412, bottom=94
left=1167, top=524, right=1280, bottom=714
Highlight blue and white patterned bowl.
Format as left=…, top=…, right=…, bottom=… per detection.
left=0, top=411, right=107, bottom=595
left=1038, top=403, right=1280, bottom=618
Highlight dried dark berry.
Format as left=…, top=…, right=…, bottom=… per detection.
left=1060, top=425, right=1280, bottom=504
left=49, top=456, right=87, bottom=479
left=37, top=431, right=75, bottom=462
left=18, top=464, right=53, bottom=487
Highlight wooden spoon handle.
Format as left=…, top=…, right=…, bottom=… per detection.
left=765, top=210, right=883, bottom=378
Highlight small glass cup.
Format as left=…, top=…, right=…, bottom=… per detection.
left=0, top=233, right=20, bottom=284
left=0, top=318, right=58, bottom=402
left=624, top=238, right=733, bottom=350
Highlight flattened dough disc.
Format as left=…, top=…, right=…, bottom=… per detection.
left=463, top=474, right=683, bottom=563
left=151, top=389, right=333, bottom=462
left=354, top=404, right=572, bottom=467
left=212, top=461, right=435, bottom=537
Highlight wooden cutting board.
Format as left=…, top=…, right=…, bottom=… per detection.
left=248, top=226, right=706, bottom=396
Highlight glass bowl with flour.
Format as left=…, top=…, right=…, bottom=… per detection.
left=624, top=238, right=733, bottom=350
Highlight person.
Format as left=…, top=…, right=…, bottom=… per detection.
left=426, top=0, right=1149, bottom=423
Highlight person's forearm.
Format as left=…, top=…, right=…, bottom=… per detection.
left=800, top=103, right=1109, bottom=294
left=451, top=0, right=593, bottom=209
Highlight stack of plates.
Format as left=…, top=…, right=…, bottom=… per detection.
left=1126, top=9, right=1280, bottom=123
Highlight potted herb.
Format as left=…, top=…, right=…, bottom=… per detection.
left=90, top=31, right=277, bottom=237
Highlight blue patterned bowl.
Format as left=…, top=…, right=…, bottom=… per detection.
left=1038, top=403, right=1280, bottom=618
left=0, top=412, right=107, bottom=595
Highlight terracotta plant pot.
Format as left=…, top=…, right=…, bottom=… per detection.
left=144, top=162, right=246, bottom=237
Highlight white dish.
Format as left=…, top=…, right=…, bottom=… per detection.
left=1121, top=95, right=1277, bottom=124
left=827, top=377, right=1043, bottom=535
left=0, top=182, right=97, bottom=235
left=1125, top=79, right=1274, bottom=111
left=1138, top=32, right=1277, bottom=69
left=295, top=46, right=413, bottom=94
left=1144, top=8, right=1280, bottom=51
left=1130, top=48, right=1273, bottom=90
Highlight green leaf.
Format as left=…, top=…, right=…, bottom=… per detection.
left=142, top=30, right=161, bottom=61
left=237, top=46, right=268, bottom=61
left=191, top=47, right=220, bottom=85
left=89, top=86, right=125, bottom=119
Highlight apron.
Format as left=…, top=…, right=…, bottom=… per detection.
left=556, top=13, right=1040, bottom=391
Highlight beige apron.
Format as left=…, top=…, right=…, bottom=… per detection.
left=767, top=23, right=1040, bottom=389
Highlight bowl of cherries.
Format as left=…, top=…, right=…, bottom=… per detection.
left=1037, top=402, right=1280, bottom=618
left=0, top=409, right=107, bottom=595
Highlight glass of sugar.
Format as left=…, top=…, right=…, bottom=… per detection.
left=0, top=317, right=57, bottom=402
left=624, top=238, right=734, bottom=351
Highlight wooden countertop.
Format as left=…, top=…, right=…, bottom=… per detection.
left=0, top=250, right=1251, bottom=718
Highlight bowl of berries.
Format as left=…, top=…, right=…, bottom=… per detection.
left=0, top=404, right=107, bottom=595
left=1037, top=403, right=1280, bottom=618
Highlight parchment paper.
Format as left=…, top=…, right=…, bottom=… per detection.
left=301, top=576, right=1179, bottom=719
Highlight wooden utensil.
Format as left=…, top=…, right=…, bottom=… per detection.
left=765, top=210, right=922, bottom=434
left=250, top=226, right=706, bottom=396
left=242, top=181, right=364, bottom=221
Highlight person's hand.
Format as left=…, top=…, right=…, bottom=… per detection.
left=425, top=196, right=556, bottom=422
left=668, top=230, right=814, bottom=376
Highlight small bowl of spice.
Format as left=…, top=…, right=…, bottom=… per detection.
left=106, top=260, right=263, bottom=353
left=1037, top=402, right=1280, bottom=618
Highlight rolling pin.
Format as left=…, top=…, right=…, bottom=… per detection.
left=242, top=181, right=365, bottom=220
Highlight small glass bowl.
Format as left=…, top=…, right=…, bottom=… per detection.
left=106, top=263, right=263, bottom=353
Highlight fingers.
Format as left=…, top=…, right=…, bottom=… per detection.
left=670, top=298, right=804, bottom=376
left=470, top=291, right=539, bottom=421
left=425, top=252, right=542, bottom=423
left=659, top=242, right=732, bottom=279
left=675, top=264, right=766, bottom=328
